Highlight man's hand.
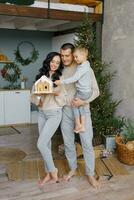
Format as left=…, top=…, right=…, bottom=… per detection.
left=54, top=80, right=61, bottom=86
left=71, top=98, right=85, bottom=107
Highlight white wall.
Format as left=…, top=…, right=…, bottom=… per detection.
left=52, top=33, right=75, bottom=52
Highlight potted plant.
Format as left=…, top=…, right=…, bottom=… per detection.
left=116, top=119, right=134, bottom=165
left=103, top=117, right=125, bottom=151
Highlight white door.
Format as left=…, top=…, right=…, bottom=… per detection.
left=4, top=90, right=30, bottom=125
left=52, top=33, right=75, bottom=52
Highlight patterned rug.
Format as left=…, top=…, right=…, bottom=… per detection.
left=6, top=156, right=129, bottom=181
left=0, top=147, right=26, bottom=164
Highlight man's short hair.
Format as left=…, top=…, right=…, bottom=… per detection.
left=60, top=43, right=75, bottom=53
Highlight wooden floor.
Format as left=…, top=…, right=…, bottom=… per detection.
left=0, top=124, right=134, bottom=200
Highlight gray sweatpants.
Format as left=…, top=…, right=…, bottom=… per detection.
left=61, top=106, right=95, bottom=176
left=73, top=91, right=91, bottom=119
left=37, top=108, right=62, bottom=172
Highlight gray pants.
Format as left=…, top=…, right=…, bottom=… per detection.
left=73, top=91, right=91, bottom=119
left=61, top=106, right=95, bottom=176
left=37, top=108, right=62, bottom=172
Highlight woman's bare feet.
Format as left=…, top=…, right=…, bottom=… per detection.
left=50, top=168, right=59, bottom=183
left=63, top=170, right=76, bottom=181
left=38, top=173, right=51, bottom=187
left=87, top=175, right=100, bottom=189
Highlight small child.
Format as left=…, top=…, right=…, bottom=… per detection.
left=55, top=47, right=92, bottom=133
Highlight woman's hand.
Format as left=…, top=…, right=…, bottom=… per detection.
left=71, top=98, right=85, bottom=107
left=36, top=95, right=44, bottom=108
left=38, top=99, right=44, bottom=107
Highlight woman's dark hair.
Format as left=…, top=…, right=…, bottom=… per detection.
left=35, top=52, right=63, bottom=86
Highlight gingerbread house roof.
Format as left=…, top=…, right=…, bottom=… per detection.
left=35, top=75, right=53, bottom=87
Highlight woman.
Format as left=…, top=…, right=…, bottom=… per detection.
left=33, top=52, right=66, bottom=187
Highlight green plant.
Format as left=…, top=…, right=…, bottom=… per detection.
left=120, top=120, right=134, bottom=143
left=14, top=41, right=39, bottom=66
left=74, top=15, right=124, bottom=136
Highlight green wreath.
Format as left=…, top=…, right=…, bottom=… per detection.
left=14, top=41, right=39, bottom=66
left=2, top=63, right=21, bottom=83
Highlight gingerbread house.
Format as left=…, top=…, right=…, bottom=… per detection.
left=34, top=75, right=53, bottom=94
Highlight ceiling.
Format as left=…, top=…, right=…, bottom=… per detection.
left=0, top=15, right=82, bottom=32
left=0, top=0, right=102, bottom=32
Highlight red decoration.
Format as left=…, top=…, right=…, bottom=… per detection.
left=0, top=69, right=7, bottom=78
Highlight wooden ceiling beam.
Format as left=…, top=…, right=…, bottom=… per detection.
left=59, top=0, right=102, bottom=7
left=0, top=4, right=48, bottom=18
left=0, top=4, right=102, bottom=22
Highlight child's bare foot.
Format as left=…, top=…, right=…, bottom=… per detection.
left=63, top=170, right=76, bottom=181
left=38, top=173, right=51, bottom=187
left=74, top=125, right=82, bottom=133
left=79, top=127, right=86, bottom=133
left=87, top=175, right=100, bottom=189
left=74, top=126, right=85, bottom=133
left=77, top=126, right=86, bottom=133
left=50, top=168, right=59, bottom=183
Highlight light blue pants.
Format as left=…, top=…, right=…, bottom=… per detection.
left=61, top=106, right=95, bottom=176
left=73, top=91, right=90, bottom=119
left=37, top=108, right=62, bottom=173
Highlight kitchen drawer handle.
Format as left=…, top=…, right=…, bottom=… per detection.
left=15, top=92, right=20, bottom=94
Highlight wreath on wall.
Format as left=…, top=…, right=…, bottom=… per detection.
left=14, top=41, right=39, bottom=66
left=1, top=63, right=21, bottom=83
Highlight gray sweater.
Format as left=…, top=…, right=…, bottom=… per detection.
left=62, top=62, right=100, bottom=107
left=61, top=61, right=92, bottom=94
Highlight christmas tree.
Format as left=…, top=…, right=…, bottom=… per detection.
left=74, top=16, right=124, bottom=137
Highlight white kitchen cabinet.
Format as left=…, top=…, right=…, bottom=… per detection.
left=0, top=90, right=31, bottom=125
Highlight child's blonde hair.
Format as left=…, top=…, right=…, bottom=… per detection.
left=74, top=46, right=89, bottom=58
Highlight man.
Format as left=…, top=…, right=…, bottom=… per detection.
left=60, top=43, right=100, bottom=189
